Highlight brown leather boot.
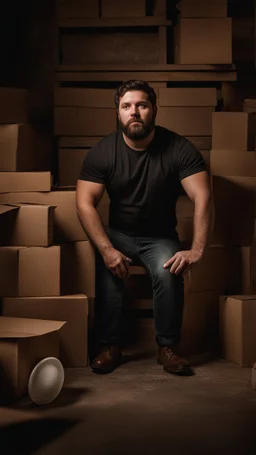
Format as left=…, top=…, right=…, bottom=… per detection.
left=157, top=346, right=193, bottom=376
left=91, top=345, right=122, bottom=374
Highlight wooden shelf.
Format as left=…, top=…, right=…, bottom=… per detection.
left=56, top=64, right=236, bottom=72
left=57, top=17, right=172, bottom=28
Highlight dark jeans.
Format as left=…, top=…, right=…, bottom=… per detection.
left=94, top=227, right=184, bottom=349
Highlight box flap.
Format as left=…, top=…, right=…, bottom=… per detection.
left=0, top=205, right=19, bottom=216
left=0, top=316, right=66, bottom=339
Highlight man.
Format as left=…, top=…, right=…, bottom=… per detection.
left=76, top=80, right=212, bottom=376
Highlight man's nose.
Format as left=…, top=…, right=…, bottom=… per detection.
left=130, top=105, right=139, bottom=116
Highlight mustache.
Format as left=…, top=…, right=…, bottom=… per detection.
left=128, top=118, right=144, bottom=126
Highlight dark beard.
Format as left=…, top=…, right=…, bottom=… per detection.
left=120, top=117, right=155, bottom=140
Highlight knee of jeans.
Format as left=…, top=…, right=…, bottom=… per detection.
left=151, top=264, right=183, bottom=287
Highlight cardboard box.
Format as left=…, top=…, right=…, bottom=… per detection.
left=243, top=99, right=256, bottom=114
left=2, top=296, right=89, bottom=368
left=56, top=0, right=99, bottom=18
left=101, top=0, right=145, bottom=17
left=219, top=295, right=256, bottom=366
left=54, top=107, right=117, bottom=136
left=0, top=203, right=55, bottom=247
left=0, top=172, right=52, bottom=193
left=0, top=88, right=28, bottom=123
left=0, top=316, right=65, bottom=402
left=54, top=88, right=116, bottom=108
left=174, top=18, right=232, bottom=64
left=61, top=241, right=95, bottom=298
left=210, top=149, right=256, bottom=176
left=212, top=112, right=256, bottom=151
left=0, top=246, right=60, bottom=297
left=157, top=107, right=214, bottom=136
left=177, top=0, right=227, bottom=18
left=158, top=88, right=217, bottom=107
left=58, top=149, right=88, bottom=186
left=0, top=190, right=110, bottom=243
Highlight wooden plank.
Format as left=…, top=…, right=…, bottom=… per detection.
left=56, top=63, right=236, bottom=71
left=158, top=26, right=167, bottom=64
left=57, top=17, right=172, bottom=27
left=55, top=71, right=237, bottom=82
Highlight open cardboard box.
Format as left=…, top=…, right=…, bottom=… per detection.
left=0, top=316, right=65, bottom=403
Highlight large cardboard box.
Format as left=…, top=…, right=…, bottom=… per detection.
left=210, top=149, right=256, bottom=176
left=56, top=0, right=99, bottom=18
left=0, top=124, right=45, bottom=172
left=158, top=88, right=217, bottom=107
left=174, top=18, right=232, bottom=64
left=219, top=295, right=256, bottom=366
left=58, top=149, right=88, bottom=186
left=0, top=317, right=65, bottom=402
left=54, top=88, right=116, bottom=108
left=212, top=112, right=256, bottom=151
left=157, top=107, right=214, bottom=136
left=54, top=107, right=117, bottom=136
left=0, top=88, right=28, bottom=123
left=0, top=190, right=110, bottom=243
left=0, top=246, right=60, bottom=297
left=61, top=241, right=95, bottom=298
left=0, top=204, right=55, bottom=247
left=101, top=0, right=145, bottom=17
left=0, top=172, right=52, bottom=193
left=2, top=296, right=89, bottom=368
left=177, top=0, right=227, bottom=18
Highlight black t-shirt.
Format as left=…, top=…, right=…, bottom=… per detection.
left=79, top=125, right=207, bottom=238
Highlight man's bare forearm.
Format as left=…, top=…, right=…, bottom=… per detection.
left=77, top=205, right=113, bottom=255
left=191, top=196, right=213, bottom=257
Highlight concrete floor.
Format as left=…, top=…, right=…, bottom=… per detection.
left=1, top=352, right=256, bottom=455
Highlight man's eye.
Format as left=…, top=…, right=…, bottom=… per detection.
left=139, top=104, right=146, bottom=108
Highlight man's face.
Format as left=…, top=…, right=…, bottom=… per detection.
left=118, top=90, right=156, bottom=140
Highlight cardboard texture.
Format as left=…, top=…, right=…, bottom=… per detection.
left=0, top=316, right=65, bottom=401
left=56, top=0, right=99, bottom=18
left=101, top=0, right=145, bottom=17
left=0, top=124, right=48, bottom=172
left=212, top=112, right=256, bottom=151
left=2, top=295, right=89, bottom=368
left=0, top=172, right=52, bottom=193
left=157, top=107, right=214, bottom=136
left=0, top=246, right=60, bottom=297
left=58, top=149, right=88, bottom=186
left=0, top=203, right=55, bottom=247
left=158, top=88, right=217, bottom=107
left=0, top=88, right=28, bottom=123
left=54, top=88, right=116, bottom=108
left=54, top=107, right=117, bottom=136
left=61, top=241, right=95, bottom=298
left=210, top=149, right=256, bottom=176
left=0, top=190, right=110, bottom=243
left=177, top=0, right=227, bottom=18
left=174, top=18, right=232, bottom=64
left=219, top=295, right=256, bottom=366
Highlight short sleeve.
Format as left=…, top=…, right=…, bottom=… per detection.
left=78, top=143, right=107, bottom=184
left=176, top=139, right=207, bottom=181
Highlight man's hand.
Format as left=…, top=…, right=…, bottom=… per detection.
left=163, top=249, right=202, bottom=276
left=102, top=247, right=132, bottom=279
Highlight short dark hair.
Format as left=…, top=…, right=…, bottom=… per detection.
left=114, top=80, right=157, bottom=109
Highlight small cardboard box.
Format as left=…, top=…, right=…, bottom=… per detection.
left=2, top=295, right=88, bottom=368
left=0, top=88, right=28, bottom=123
left=177, top=0, right=227, bottom=18
left=158, top=88, right=217, bottom=107
left=54, top=88, right=116, bottom=108
left=101, top=0, right=145, bottom=17
left=157, top=107, right=214, bottom=136
left=0, top=190, right=110, bottom=243
left=54, top=107, right=117, bottom=136
left=174, top=18, right=232, bottom=64
left=210, top=149, right=256, bottom=176
left=212, top=112, right=256, bottom=151
left=0, top=172, right=52, bottom=193
left=219, top=295, right=256, bottom=366
left=0, top=316, right=65, bottom=402
left=0, top=204, right=55, bottom=247
left=0, top=246, right=60, bottom=297
left=58, top=149, right=88, bottom=186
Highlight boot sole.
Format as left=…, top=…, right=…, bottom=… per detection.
left=157, top=359, right=193, bottom=376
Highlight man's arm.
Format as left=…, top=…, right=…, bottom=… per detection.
left=163, top=171, right=213, bottom=275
